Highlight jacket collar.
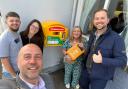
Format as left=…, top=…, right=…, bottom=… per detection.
left=16, top=75, right=31, bottom=89
left=92, top=26, right=111, bottom=37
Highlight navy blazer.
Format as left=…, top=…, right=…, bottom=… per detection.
left=84, top=27, right=127, bottom=80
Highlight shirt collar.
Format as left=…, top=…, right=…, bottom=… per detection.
left=19, top=75, right=46, bottom=89
left=94, top=26, right=111, bottom=37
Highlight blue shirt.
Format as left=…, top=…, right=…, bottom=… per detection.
left=0, top=29, right=22, bottom=73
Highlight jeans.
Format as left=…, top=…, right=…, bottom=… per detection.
left=2, top=72, right=13, bottom=79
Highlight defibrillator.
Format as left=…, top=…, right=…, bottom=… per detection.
left=42, top=21, right=68, bottom=47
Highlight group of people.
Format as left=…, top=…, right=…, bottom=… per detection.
left=0, top=12, right=44, bottom=78
left=62, top=9, right=127, bottom=89
left=0, top=12, right=51, bottom=89
left=0, top=8, right=127, bottom=89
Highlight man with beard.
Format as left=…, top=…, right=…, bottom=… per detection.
left=80, top=9, right=127, bottom=89
left=0, top=12, right=22, bottom=79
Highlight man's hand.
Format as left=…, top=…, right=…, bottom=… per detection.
left=92, top=50, right=102, bottom=63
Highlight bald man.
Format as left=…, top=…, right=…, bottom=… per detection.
left=0, top=44, right=55, bottom=89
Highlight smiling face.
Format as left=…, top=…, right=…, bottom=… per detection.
left=29, top=22, right=39, bottom=36
left=93, top=10, right=109, bottom=30
left=17, top=44, right=43, bottom=81
left=72, top=27, right=82, bottom=40
left=6, top=16, right=21, bottom=32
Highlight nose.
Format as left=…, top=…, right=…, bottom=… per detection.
left=29, top=58, right=36, bottom=64
left=12, top=20, right=20, bottom=25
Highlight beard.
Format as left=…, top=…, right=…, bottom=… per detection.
left=95, top=24, right=107, bottom=30
left=10, top=28, right=19, bottom=32
left=20, top=72, right=39, bottom=85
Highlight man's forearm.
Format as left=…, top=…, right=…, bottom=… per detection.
left=1, top=57, right=16, bottom=77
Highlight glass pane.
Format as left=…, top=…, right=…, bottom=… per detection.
left=80, top=0, right=108, bottom=34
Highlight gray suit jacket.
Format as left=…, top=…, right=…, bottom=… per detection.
left=0, top=73, right=55, bottom=89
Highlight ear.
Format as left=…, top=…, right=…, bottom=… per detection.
left=19, top=20, right=21, bottom=24
left=5, top=20, right=7, bottom=24
left=107, top=18, right=110, bottom=24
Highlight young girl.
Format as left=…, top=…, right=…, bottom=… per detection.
left=62, top=26, right=87, bottom=89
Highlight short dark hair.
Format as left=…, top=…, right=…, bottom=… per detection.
left=6, top=12, right=20, bottom=19
left=93, top=9, right=109, bottom=18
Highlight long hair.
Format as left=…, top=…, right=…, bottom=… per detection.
left=69, top=26, right=83, bottom=42
left=22, top=19, right=45, bottom=51
left=22, top=19, right=44, bottom=40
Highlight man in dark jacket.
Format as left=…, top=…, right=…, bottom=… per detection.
left=80, top=9, right=127, bottom=89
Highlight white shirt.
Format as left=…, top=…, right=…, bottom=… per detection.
left=20, top=76, right=47, bottom=89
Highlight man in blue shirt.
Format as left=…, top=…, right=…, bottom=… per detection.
left=0, top=12, right=22, bottom=79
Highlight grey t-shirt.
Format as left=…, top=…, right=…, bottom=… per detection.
left=0, top=29, right=22, bottom=73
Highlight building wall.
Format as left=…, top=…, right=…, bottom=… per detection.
left=0, top=0, right=74, bottom=69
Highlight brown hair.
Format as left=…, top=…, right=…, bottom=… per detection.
left=93, top=9, right=109, bottom=18
left=22, top=19, right=44, bottom=38
left=6, top=12, right=20, bottom=19
left=21, top=19, right=44, bottom=51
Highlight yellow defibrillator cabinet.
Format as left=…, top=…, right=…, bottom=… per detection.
left=42, top=21, right=68, bottom=47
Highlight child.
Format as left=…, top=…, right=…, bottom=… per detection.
left=62, top=26, right=87, bottom=89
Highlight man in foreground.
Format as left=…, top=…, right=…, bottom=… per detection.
left=0, top=44, right=55, bottom=89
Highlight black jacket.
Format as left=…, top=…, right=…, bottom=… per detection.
left=20, top=31, right=44, bottom=53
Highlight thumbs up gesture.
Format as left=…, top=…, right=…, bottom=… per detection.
left=93, top=50, right=102, bottom=63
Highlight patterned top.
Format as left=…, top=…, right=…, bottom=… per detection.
left=62, top=39, right=87, bottom=63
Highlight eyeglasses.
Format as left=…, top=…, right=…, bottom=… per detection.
left=31, top=25, right=39, bottom=30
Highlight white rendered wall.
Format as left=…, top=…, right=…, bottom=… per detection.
left=0, top=0, right=74, bottom=69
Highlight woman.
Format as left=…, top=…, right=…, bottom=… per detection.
left=20, top=19, right=44, bottom=52
left=62, top=26, right=87, bottom=89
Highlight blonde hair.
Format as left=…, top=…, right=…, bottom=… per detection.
left=69, top=26, right=83, bottom=42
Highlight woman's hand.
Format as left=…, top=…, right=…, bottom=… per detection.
left=64, top=55, right=74, bottom=64
left=78, top=43, right=84, bottom=48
